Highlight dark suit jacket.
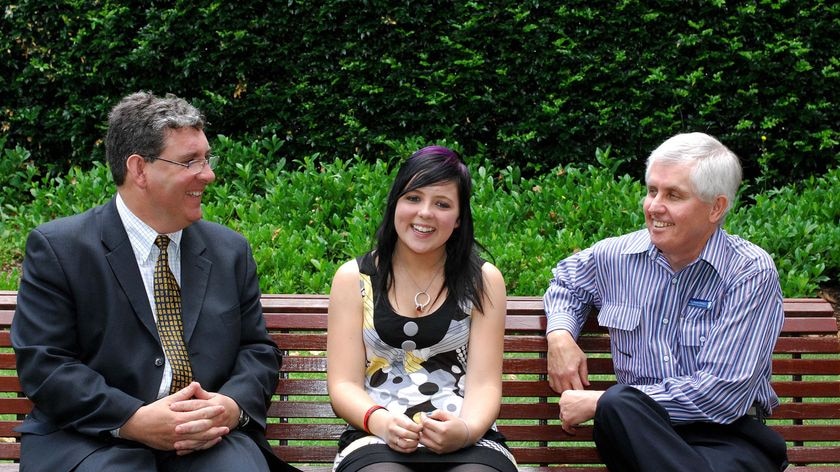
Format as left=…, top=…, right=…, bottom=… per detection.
left=11, top=198, right=288, bottom=471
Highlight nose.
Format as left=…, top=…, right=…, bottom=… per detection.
left=417, top=202, right=433, bottom=218
left=197, top=165, right=216, bottom=183
left=646, top=194, right=664, bottom=214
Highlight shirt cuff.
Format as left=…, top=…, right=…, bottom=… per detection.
left=546, top=313, right=581, bottom=338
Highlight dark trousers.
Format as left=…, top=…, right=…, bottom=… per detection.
left=593, top=385, right=788, bottom=472
left=65, top=430, right=290, bottom=472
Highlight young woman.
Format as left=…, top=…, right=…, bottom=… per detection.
left=327, top=146, right=517, bottom=472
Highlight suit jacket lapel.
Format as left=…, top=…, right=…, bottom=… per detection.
left=99, top=199, right=159, bottom=339
left=179, top=226, right=211, bottom=343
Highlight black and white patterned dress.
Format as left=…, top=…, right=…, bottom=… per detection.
left=333, top=253, right=518, bottom=472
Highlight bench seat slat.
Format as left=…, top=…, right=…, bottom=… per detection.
left=509, top=446, right=602, bottom=463
left=0, top=399, right=31, bottom=414
left=789, top=446, right=840, bottom=463
left=0, top=422, right=21, bottom=437
left=266, top=423, right=345, bottom=439
left=271, top=446, right=336, bottom=463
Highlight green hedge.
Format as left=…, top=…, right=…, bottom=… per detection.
left=1, top=135, right=837, bottom=297
left=2, top=1, right=837, bottom=193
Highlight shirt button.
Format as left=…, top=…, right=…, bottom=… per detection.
left=154, top=357, right=164, bottom=367
left=662, top=318, right=669, bottom=324
left=671, top=278, right=678, bottom=285
left=700, top=336, right=706, bottom=343
left=663, top=355, right=670, bottom=362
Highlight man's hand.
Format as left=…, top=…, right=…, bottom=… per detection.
left=546, top=330, right=590, bottom=393
left=558, top=389, right=603, bottom=434
left=118, top=382, right=232, bottom=454
left=168, top=383, right=240, bottom=454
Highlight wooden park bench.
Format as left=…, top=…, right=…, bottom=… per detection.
left=1, top=291, right=838, bottom=471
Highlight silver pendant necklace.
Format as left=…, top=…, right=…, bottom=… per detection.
left=405, top=265, right=444, bottom=313
left=413, top=285, right=433, bottom=313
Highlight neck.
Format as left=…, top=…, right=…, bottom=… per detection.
left=392, top=245, right=446, bottom=273
left=659, top=227, right=717, bottom=272
left=662, top=240, right=709, bottom=272
left=119, top=188, right=180, bottom=234
left=392, top=247, right=447, bottom=314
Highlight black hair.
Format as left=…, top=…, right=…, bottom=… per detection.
left=373, top=146, right=486, bottom=314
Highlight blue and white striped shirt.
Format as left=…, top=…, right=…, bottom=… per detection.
left=544, top=228, right=784, bottom=424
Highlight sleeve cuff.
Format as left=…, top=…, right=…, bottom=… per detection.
left=546, top=315, right=581, bottom=339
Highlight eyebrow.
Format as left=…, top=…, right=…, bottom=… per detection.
left=648, top=181, right=692, bottom=194
left=173, top=148, right=212, bottom=161
left=408, top=187, right=456, bottom=200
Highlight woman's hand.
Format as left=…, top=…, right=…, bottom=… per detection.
left=378, top=411, right=423, bottom=453
left=415, top=410, right=473, bottom=454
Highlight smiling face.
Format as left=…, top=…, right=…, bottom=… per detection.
left=142, top=127, right=215, bottom=233
left=393, top=181, right=461, bottom=258
left=643, top=161, right=725, bottom=271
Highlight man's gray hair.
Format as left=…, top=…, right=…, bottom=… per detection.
left=645, top=132, right=742, bottom=221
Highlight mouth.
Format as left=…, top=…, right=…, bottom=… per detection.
left=187, top=191, right=203, bottom=198
left=652, top=220, right=674, bottom=228
left=412, top=224, right=435, bottom=234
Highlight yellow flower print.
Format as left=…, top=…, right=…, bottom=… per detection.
left=366, top=356, right=389, bottom=377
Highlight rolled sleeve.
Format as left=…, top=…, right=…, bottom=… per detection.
left=543, top=248, right=599, bottom=338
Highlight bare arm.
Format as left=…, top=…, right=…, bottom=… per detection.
left=326, top=260, right=421, bottom=451
left=420, top=263, right=507, bottom=454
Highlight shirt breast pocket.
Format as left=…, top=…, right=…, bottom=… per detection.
left=597, top=304, right=642, bottom=358
left=680, top=306, right=713, bottom=347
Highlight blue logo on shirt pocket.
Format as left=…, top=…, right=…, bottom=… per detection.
left=687, top=298, right=713, bottom=310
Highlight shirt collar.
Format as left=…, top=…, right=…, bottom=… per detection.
left=619, top=226, right=727, bottom=276
left=620, top=229, right=654, bottom=257
left=696, top=227, right=728, bottom=275
left=115, top=193, right=183, bottom=263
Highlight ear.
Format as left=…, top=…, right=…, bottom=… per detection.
left=709, top=195, right=727, bottom=224
left=125, top=154, right=148, bottom=188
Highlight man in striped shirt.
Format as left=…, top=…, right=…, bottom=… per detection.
left=543, top=132, right=788, bottom=471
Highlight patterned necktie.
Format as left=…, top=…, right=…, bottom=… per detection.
left=153, top=235, right=193, bottom=393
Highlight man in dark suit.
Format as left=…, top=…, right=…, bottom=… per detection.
left=11, top=91, right=297, bottom=471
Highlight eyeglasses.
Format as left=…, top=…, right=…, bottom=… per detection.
left=153, top=155, right=219, bottom=174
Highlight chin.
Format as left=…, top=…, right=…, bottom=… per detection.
left=185, top=212, right=203, bottom=224
left=648, top=232, right=669, bottom=247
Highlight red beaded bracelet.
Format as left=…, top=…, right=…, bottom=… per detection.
left=363, top=405, right=386, bottom=434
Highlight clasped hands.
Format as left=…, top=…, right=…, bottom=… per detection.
left=118, top=382, right=240, bottom=455
left=380, top=410, right=470, bottom=455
